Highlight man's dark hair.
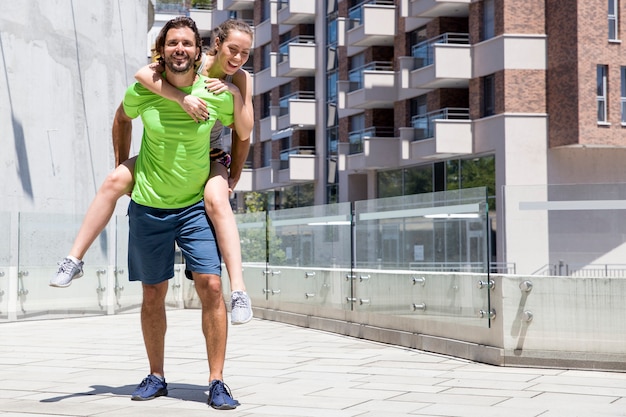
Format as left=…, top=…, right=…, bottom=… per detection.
left=154, top=16, right=203, bottom=64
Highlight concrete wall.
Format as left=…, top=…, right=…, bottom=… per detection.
left=0, top=0, right=150, bottom=216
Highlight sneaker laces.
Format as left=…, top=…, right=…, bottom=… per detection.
left=57, top=259, right=74, bottom=273
left=141, top=375, right=163, bottom=389
left=232, top=292, right=249, bottom=309
left=211, top=380, right=233, bottom=399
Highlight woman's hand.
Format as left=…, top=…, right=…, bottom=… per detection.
left=205, top=77, right=240, bottom=96
left=179, top=95, right=209, bottom=123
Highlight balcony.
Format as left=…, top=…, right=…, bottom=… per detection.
left=402, top=0, right=471, bottom=18
left=400, top=33, right=471, bottom=90
left=217, top=0, right=254, bottom=11
left=236, top=168, right=253, bottom=192
left=346, top=0, right=396, bottom=51
left=275, top=0, right=316, bottom=25
left=338, top=61, right=395, bottom=111
left=253, top=66, right=291, bottom=95
left=473, top=34, right=547, bottom=77
left=259, top=116, right=272, bottom=141
left=399, top=107, right=472, bottom=160
left=340, top=126, right=398, bottom=172
left=189, top=8, right=231, bottom=38
left=273, top=91, right=316, bottom=132
left=253, top=164, right=276, bottom=190
left=278, top=147, right=317, bottom=182
left=271, top=35, right=316, bottom=78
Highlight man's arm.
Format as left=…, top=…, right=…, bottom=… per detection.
left=112, top=103, right=133, bottom=167
left=228, top=129, right=250, bottom=191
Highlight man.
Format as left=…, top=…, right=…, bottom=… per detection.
left=112, top=16, right=239, bottom=410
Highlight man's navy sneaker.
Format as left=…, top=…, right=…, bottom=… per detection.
left=207, top=380, right=240, bottom=410
left=131, top=374, right=168, bottom=401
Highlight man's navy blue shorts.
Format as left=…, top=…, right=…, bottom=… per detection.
left=127, top=200, right=221, bottom=285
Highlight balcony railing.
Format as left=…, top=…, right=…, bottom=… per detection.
left=411, top=107, right=469, bottom=141
left=278, top=35, right=315, bottom=62
left=279, top=146, right=316, bottom=169
left=348, top=61, right=393, bottom=91
left=190, top=0, right=215, bottom=10
left=348, top=126, right=394, bottom=154
left=411, top=32, right=470, bottom=70
left=348, top=0, right=394, bottom=30
left=278, top=91, right=315, bottom=116
left=154, top=1, right=190, bottom=14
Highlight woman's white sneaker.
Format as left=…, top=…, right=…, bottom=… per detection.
left=230, top=291, right=252, bottom=325
left=50, top=257, right=84, bottom=287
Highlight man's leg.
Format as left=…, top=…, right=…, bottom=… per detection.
left=130, top=280, right=170, bottom=401
left=141, top=281, right=169, bottom=378
left=193, top=272, right=239, bottom=409
left=192, top=272, right=227, bottom=381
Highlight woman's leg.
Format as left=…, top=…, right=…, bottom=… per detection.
left=204, top=161, right=252, bottom=324
left=68, top=157, right=137, bottom=259
left=52, top=157, right=136, bottom=287
left=204, top=161, right=246, bottom=293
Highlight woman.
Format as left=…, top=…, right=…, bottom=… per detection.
left=51, top=19, right=254, bottom=325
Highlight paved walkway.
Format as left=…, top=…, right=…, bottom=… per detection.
left=1, top=310, right=626, bottom=417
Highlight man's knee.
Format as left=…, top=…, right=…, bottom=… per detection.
left=142, top=282, right=168, bottom=303
left=194, top=274, right=223, bottom=297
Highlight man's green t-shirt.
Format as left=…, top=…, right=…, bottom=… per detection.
left=123, top=75, right=234, bottom=209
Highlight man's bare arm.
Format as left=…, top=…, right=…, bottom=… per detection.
left=112, top=103, right=133, bottom=166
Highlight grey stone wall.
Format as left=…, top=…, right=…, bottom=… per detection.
left=0, top=0, right=151, bottom=215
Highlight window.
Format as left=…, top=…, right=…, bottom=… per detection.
left=260, top=92, right=271, bottom=119
left=262, top=140, right=272, bottom=167
left=620, top=67, right=626, bottom=125
left=410, top=95, right=427, bottom=118
left=260, top=43, right=271, bottom=71
left=348, top=53, right=365, bottom=90
left=483, top=0, right=495, bottom=41
left=482, top=74, right=495, bottom=117
left=597, top=65, right=608, bottom=123
left=327, top=16, right=338, bottom=46
left=609, top=0, right=619, bottom=40
left=327, top=70, right=338, bottom=102
left=410, top=95, right=428, bottom=139
left=260, top=0, right=270, bottom=22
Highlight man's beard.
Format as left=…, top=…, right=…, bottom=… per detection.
left=165, top=53, right=193, bottom=74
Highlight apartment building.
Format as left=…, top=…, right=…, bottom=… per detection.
left=185, top=0, right=626, bottom=271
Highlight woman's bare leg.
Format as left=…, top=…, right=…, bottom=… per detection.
left=52, top=158, right=136, bottom=287
left=69, top=157, right=136, bottom=259
left=204, top=161, right=246, bottom=293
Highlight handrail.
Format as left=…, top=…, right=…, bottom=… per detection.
left=411, top=33, right=470, bottom=69
left=279, top=146, right=316, bottom=169
left=348, top=126, right=395, bottom=154
left=279, top=91, right=316, bottom=105
left=532, top=263, right=626, bottom=277
left=348, top=0, right=395, bottom=25
left=279, top=35, right=316, bottom=56
left=348, top=61, right=394, bottom=90
left=411, top=108, right=470, bottom=141
left=278, top=91, right=315, bottom=115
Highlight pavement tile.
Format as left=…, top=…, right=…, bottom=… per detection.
left=0, top=310, right=625, bottom=417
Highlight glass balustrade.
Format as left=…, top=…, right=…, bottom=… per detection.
left=6, top=184, right=626, bottom=369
